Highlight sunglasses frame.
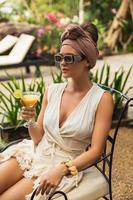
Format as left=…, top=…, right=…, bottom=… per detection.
left=54, top=53, right=84, bottom=64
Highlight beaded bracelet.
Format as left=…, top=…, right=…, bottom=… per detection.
left=27, top=120, right=38, bottom=128
left=62, top=160, right=78, bottom=176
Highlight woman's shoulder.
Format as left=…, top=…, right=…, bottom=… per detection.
left=49, top=82, right=66, bottom=88
left=92, top=83, right=114, bottom=109
left=48, top=82, right=67, bottom=91
left=95, top=84, right=114, bottom=109
left=94, top=83, right=113, bottom=98
left=46, top=82, right=67, bottom=101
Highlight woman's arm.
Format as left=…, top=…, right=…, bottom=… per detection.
left=22, top=89, right=48, bottom=145
left=71, top=92, right=114, bottom=171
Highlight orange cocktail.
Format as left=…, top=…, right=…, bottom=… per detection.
left=21, top=94, right=39, bottom=107
left=21, top=91, right=40, bottom=128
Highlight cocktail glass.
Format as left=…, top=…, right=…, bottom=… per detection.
left=21, top=91, right=40, bottom=128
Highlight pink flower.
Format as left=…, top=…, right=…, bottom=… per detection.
left=37, top=28, right=45, bottom=37
left=35, top=48, right=43, bottom=57
left=56, top=20, right=64, bottom=28
left=45, top=25, right=52, bottom=31
left=46, top=12, right=57, bottom=23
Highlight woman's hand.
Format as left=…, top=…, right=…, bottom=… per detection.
left=36, top=164, right=67, bottom=197
left=21, top=106, right=36, bottom=121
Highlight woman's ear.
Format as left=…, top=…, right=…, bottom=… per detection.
left=84, top=60, right=90, bottom=70
left=87, top=61, right=91, bottom=69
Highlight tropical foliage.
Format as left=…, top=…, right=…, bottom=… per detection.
left=0, top=73, right=45, bottom=127
left=92, top=64, right=133, bottom=95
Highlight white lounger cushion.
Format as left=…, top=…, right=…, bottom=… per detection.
left=0, top=35, right=18, bottom=54
left=57, top=167, right=109, bottom=200
left=0, top=34, right=35, bottom=66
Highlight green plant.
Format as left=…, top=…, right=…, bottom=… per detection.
left=91, top=63, right=111, bottom=86
left=31, top=12, right=65, bottom=58
left=0, top=72, right=45, bottom=127
left=92, top=63, right=133, bottom=94
left=51, top=71, right=64, bottom=83
left=91, top=63, right=133, bottom=110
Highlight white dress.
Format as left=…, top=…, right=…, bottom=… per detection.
left=0, top=82, right=105, bottom=200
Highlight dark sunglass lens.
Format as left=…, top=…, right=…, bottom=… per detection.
left=64, top=55, right=73, bottom=63
left=55, top=55, right=62, bottom=62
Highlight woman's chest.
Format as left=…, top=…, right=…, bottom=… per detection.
left=59, top=92, right=86, bottom=128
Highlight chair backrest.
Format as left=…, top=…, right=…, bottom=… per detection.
left=97, top=84, right=133, bottom=189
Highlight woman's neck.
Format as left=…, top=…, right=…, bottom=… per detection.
left=67, top=77, right=92, bottom=92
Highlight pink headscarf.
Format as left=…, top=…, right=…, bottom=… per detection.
left=61, top=24, right=99, bottom=68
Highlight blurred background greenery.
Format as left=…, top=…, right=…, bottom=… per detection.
left=0, top=0, right=132, bottom=57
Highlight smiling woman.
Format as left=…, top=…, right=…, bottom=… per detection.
left=0, top=22, right=114, bottom=200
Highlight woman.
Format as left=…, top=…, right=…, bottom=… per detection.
left=0, top=23, right=114, bottom=200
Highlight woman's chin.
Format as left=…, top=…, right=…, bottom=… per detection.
left=62, top=72, right=70, bottom=78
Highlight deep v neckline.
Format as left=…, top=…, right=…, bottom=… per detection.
left=58, top=82, right=94, bottom=130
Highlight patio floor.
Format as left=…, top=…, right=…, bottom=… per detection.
left=111, top=127, right=133, bottom=200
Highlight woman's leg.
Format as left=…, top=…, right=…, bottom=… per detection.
left=0, top=177, right=34, bottom=200
left=0, top=158, right=24, bottom=193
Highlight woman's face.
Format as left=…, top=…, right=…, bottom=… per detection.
left=58, top=45, right=88, bottom=79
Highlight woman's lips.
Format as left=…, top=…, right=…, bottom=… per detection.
left=61, top=68, right=69, bottom=72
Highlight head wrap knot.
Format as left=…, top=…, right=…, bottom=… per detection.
left=61, top=24, right=99, bottom=68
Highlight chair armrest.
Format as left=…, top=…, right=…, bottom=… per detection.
left=0, top=139, right=23, bottom=153
left=83, top=153, right=111, bottom=170
left=30, top=188, right=68, bottom=200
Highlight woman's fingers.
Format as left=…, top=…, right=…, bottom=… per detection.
left=41, top=182, right=49, bottom=195
left=21, top=106, right=35, bottom=120
left=48, top=186, right=57, bottom=198
left=36, top=182, right=56, bottom=196
left=36, top=183, right=44, bottom=196
left=22, top=106, right=36, bottom=112
left=45, top=184, right=53, bottom=195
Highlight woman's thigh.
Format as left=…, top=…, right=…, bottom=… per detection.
left=0, top=158, right=24, bottom=193
left=0, top=177, right=34, bottom=200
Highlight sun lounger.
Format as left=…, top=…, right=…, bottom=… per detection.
left=0, top=34, right=35, bottom=66
left=0, top=35, right=18, bottom=54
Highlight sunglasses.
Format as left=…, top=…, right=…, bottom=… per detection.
left=54, top=53, right=84, bottom=64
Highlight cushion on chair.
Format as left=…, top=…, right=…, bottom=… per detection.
left=0, top=34, right=35, bottom=66
left=57, top=167, right=109, bottom=200
left=0, top=35, right=18, bottom=54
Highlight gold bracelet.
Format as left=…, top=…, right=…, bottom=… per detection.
left=62, top=160, right=78, bottom=176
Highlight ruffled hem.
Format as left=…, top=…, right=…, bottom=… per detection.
left=0, top=139, right=83, bottom=200
left=0, top=139, right=34, bottom=172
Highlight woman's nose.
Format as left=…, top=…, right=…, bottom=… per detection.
left=60, top=58, right=66, bottom=65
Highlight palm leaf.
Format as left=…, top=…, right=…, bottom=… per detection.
left=21, top=72, right=26, bottom=91
left=99, top=63, right=105, bottom=84
left=1, top=82, right=13, bottom=94
left=125, top=86, right=133, bottom=95
left=104, top=64, right=110, bottom=86
left=0, top=91, right=11, bottom=103
left=94, top=69, right=99, bottom=83
left=121, top=65, right=133, bottom=92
